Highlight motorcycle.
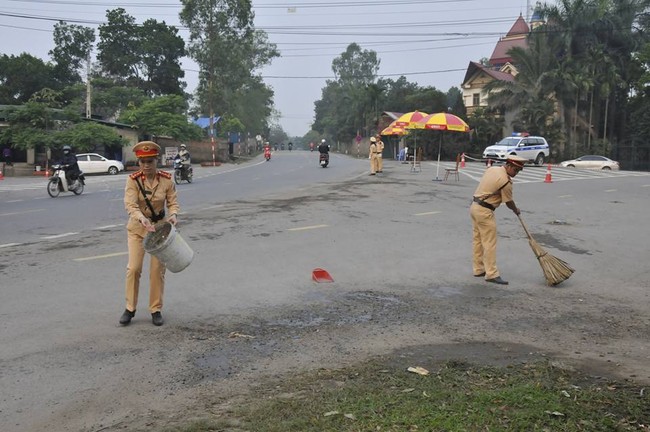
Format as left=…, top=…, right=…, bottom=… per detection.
left=264, top=147, right=271, bottom=161
left=173, top=156, right=193, bottom=184
left=47, top=164, right=85, bottom=197
left=319, top=153, right=329, bottom=168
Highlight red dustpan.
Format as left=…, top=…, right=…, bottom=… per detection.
left=312, top=268, right=334, bottom=283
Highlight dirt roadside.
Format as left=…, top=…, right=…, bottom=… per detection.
left=81, top=269, right=649, bottom=431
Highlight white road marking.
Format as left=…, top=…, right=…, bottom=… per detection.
left=0, top=243, right=21, bottom=248
left=605, top=189, right=617, bottom=192
left=0, top=208, right=45, bottom=217
left=73, top=251, right=128, bottom=261
left=95, top=224, right=123, bottom=230
left=558, top=195, right=572, bottom=198
left=414, top=211, right=442, bottom=216
left=41, top=232, right=79, bottom=240
left=287, top=224, right=328, bottom=231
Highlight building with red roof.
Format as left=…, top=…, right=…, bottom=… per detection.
left=461, top=13, right=543, bottom=134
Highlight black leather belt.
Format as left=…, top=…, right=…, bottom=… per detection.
left=473, top=197, right=495, bottom=211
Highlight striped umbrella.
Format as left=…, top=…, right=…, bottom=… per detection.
left=415, top=112, right=470, bottom=180
left=392, top=111, right=428, bottom=168
left=416, top=112, right=470, bottom=132
left=393, top=110, right=429, bottom=128
left=380, top=123, right=409, bottom=136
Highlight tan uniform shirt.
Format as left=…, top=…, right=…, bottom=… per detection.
left=125, top=170, right=180, bottom=234
left=376, top=140, right=384, bottom=156
left=472, top=166, right=513, bottom=209
left=369, top=143, right=377, bottom=158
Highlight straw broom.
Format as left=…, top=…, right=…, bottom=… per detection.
left=517, top=214, right=574, bottom=286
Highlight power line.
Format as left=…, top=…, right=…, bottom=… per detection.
left=184, top=67, right=467, bottom=79
left=5, top=0, right=476, bottom=9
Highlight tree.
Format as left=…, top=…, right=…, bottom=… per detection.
left=64, top=77, right=147, bottom=122
left=331, top=43, right=380, bottom=86
left=0, top=54, right=58, bottom=104
left=53, top=122, right=129, bottom=152
left=118, top=95, right=203, bottom=141
left=97, top=8, right=186, bottom=96
left=220, top=76, right=274, bottom=136
left=0, top=101, right=72, bottom=151
left=268, top=122, right=289, bottom=145
left=180, top=0, right=279, bottom=124
left=313, top=44, right=384, bottom=141
left=382, top=76, right=421, bottom=113
left=49, top=22, right=95, bottom=87
left=467, top=107, right=505, bottom=152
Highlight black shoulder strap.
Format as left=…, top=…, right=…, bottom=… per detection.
left=134, top=176, right=159, bottom=221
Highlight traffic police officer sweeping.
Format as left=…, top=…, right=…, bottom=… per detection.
left=120, top=141, right=180, bottom=326
left=470, top=156, right=526, bottom=285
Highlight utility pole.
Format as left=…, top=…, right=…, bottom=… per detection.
left=85, top=50, right=91, bottom=118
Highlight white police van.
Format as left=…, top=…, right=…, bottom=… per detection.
left=482, top=133, right=549, bottom=166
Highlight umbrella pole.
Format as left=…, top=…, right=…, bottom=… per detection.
left=410, top=135, right=418, bottom=173
left=433, top=134, right=443, bottom=181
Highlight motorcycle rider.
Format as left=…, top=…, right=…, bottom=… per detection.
left=60, top=145, right=81, bottom=185
left=318, top=139, right=330, bottom=166
left=264, top=142, right=272, bottom=160
left=318, top=139, right=329, bottom=154
left=177, top=144, right=191, bottom=175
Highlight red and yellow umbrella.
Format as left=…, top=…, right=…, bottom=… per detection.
left=414, top=112, right=470, bottom=180
left=393, top=110, right=429, bottom=128
left=416, top=112, right=469, bottom=132
left=380, top=122, right=409, bottom=136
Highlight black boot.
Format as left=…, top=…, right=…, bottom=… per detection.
left=151, top=311, right=164, bottom=326
left=119, top=309, right=135, bottom=325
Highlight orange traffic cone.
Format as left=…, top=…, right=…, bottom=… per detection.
left=0, top=168, right=4, bottom=180
left=460, top=153, right=466, bottom=168
left=544, top=163, right=553, bottom=183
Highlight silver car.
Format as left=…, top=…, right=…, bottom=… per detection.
left=76, top=153, right=124, bottom=175
left=559, top=155, right=619, bottom=170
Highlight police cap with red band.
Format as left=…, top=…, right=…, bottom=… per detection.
left=132, top=141, right=161, bottom=158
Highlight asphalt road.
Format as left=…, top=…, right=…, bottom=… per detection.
left=1, top=153, right=649, bottom=431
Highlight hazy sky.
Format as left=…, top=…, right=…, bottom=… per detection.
left=0, top=0, right=544, bottom=137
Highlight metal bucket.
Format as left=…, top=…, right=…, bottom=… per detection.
left=143, top=222, right=194, bottom=273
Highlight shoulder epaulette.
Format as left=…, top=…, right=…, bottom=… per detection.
left=158, top=170, right=172, bottom=179
left=129, top=170, right=144, bottom=179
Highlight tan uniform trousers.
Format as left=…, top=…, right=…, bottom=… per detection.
left=370, top=154, right=379, bottom=173
left=376, top=154, right=383, bottom=171
left=125, top=228, right=165, bottom=313
left=470, top=203, right=500, bottom=279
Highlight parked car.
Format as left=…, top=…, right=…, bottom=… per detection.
left=482, top=133, right=549, bottom=165
left=76, top=153, right=124, bottom=175
left=559, top=155, right=619, bottom=170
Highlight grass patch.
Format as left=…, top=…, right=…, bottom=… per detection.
left=169, top=359, right=649, bottom=432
